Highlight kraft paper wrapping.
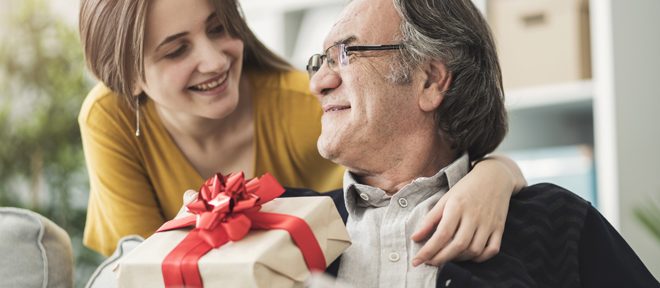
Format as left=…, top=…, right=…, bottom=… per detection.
left=117, top=197, right=350, bottom=288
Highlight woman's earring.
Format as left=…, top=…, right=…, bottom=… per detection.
left=135, top=96, right=141, bottom=137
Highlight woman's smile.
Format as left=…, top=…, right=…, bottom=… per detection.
left=188, top=72, right=229, bottom=95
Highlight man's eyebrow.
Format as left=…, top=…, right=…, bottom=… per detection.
left=334, top=36, right=357, bottom=46
left=323, top=35, right=357, bottom=51
left=155, top=12, right=218, bottom=52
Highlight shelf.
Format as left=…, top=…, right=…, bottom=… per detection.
left=500, top=80, right=594, bottom=153
left=505, top=80, right=594, bottom=110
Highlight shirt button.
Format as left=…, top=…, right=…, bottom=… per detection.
left=388, top=252, right=400, bottom=262
left=359, top=193, right=370, bottom=201
left=445, top=279, right=452, bottom=287
left=398, top=197, right=408, bottom=208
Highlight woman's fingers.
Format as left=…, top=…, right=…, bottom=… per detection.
left=411, top=195, right=448, bottom=241
left=455, top=227, right=490, bottom=261
left=424, top=217, right=477, bottom=266
left=412, top=197, right=456, bottom=267
left=474, top=229, right=503, bottom=263
left=174, top=190, right=199, bottom=218
left=183, top=189, right=198, bottom=205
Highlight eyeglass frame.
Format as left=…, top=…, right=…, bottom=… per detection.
left=306, top=43, right=403, bottom=77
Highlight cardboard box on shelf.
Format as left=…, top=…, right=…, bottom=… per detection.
left=488, top=0, right=591, bottom=89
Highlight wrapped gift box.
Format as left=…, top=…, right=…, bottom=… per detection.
left=116, top=196, right=350, bottom=288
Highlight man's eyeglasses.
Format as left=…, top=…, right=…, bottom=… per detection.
left=306, top=43, right=402, bottom=77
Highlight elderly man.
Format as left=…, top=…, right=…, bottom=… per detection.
left=300, top=0, right=658, bottom=287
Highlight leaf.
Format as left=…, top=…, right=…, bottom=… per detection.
left=634, top=198, right=660, bottom=243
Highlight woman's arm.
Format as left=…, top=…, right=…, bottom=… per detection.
left=411, top=154, right=527, bottom=266
left=478, top=154, right=527, bottom=193
left=80, top=88, right=165, bottom=256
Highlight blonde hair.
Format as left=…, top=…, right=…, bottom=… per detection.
left=79, top=0, right=292, bottom=109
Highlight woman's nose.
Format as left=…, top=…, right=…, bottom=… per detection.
left=196, top=39, right=228, bottom=74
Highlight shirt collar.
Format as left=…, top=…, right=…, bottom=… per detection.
left=343, top=153, right=470, bottom=215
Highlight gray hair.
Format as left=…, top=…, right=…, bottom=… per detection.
left=391, top=0, right=507, bottom=161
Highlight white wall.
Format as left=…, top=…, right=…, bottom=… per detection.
left=242, top=2, right=344, bottom=70
left=597, top=0, right=660, bottom=277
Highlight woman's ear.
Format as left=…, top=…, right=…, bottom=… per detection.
left=419, top=60, right=451, bottom=112
left=132, top=82, right=143, bottom=96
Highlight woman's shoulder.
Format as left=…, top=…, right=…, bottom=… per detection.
left=249, top=70, right=314, bottom=100
left=250, top=70, right=321, bottom=121
left=78, top=82, right=131, bottom=129
left=278, top=69, right=312, bottom=95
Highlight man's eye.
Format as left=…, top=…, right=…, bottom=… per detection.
left=165, top=45, right=188, bottom=59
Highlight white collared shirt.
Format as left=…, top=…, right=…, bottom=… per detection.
left=337, top=154, right=470, bottom=288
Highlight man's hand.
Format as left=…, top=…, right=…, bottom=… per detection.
left=410, top=155, right=525, bottom=266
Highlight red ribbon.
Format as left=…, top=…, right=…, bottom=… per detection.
left=157, top=172, right=326, bottom=288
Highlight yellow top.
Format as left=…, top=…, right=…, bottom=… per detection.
left=79, top=70, right=344, bottom=256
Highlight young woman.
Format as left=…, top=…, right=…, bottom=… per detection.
left=78, top=0, right=525, bottom=267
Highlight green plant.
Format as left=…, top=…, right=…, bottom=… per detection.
left=634, top=197, right=660, bottom=243
left=0, top=0, right=103, bottom=286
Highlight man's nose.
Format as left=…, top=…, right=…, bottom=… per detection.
left=196, top=39, right=228, bottom=74
left=309, top=65, right=341, bottom=98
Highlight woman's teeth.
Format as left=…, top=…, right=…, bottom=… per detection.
left=192, top=75, right=226, bottom=91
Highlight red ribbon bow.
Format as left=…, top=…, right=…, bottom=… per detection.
left=157, top=172, right=326, bottom=288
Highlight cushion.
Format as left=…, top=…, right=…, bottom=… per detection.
left=85, top=235, right=144, bottom=288
left=0, top=207, right=73, bottom=288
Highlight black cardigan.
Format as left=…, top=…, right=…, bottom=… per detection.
left=283, top=183, right=659, bottom=288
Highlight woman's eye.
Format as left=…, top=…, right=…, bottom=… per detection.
left=164, top=44, right=188, bottom=59
left=209, top=24, right=225, bottom=36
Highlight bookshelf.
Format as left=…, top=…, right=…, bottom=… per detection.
left=241, top=0, right=660, bottom=276
left=505, top=80, right=593, bottom=110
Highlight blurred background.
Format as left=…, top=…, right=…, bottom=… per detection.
left=0, top=0, right=658, bottom=286
left=0, top=0, right=103, bottom=286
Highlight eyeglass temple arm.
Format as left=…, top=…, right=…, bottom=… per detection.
left=346, top=44, right=402, bottom=52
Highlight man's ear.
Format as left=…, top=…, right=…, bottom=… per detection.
left=419, top=60, right=451, bottom=112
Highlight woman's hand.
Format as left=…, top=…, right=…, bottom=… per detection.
left=174, top=189, right=199, bottom=218
left=411, top=155, right=526, bottom=266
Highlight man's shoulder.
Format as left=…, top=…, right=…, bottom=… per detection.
left=507, top=183, right=592, bottom=238
left=512, top=183, right=592, bottom=213
left=450, top=183, right=594, bottom=286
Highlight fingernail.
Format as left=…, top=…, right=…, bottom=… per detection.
left=412, top=258, right=422, bottom=267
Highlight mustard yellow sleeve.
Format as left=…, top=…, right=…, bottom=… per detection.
left=79, top=85, right=164, bottom=256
